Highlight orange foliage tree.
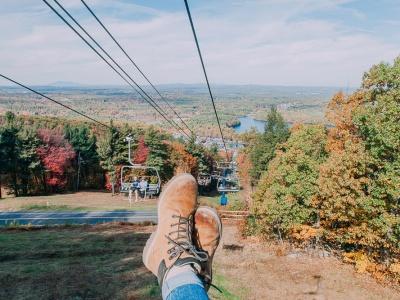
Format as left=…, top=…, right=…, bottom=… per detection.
left=325, top=91, right=365, bottom=152
left=168, top=142, right=198, bottom=176
left=314, top=58, right=400, bottom=261
left=236, top=151, right=253, bottom=205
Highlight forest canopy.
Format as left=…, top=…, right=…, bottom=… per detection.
left=249, top=56, right=400, bottom=279
left=0, top=115, right=216, bottom=196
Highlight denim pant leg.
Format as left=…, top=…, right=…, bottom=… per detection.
left=166, top=284, right=209, bottom=300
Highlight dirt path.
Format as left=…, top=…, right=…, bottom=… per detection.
left=213, top=223, right=400, bottom=300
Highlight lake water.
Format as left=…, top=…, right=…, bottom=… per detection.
left=233, top=116, right=266, bottom=133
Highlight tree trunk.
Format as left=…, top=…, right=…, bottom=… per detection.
left=12, top=170, right=18, bottom=197
left=22, top=180, right=28, bottom=196
left=42, top=171, right=47, bottom=194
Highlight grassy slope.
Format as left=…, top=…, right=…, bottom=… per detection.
left=0, top=224, right=160, bottom=300
left=2, top=221, right=395, bottom=299
left=199, top=193, right=247, bottom=211
left=0, top=223, right=242, bottom=300
left=0, top=191, right=158, bottom=212
left=0, top=191, right=246, bottom=212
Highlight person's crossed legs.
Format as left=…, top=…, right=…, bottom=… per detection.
left=142, top=173, right=222, bottom=300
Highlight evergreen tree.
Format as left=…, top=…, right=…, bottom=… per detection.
left=144, top=127, right=172, bottom=180
left=0, top=112, right=20, bottom=196
left=64, top=124, right=98, bottom=163
left=185, top=134, right=214, bottom=175
left=64, top=124, right=100, bottom=189
left=97, top=122, right=124, bottom=194
left=16, top=127, right=42, bottom=195
left=249, top=106, right=289, bottom=183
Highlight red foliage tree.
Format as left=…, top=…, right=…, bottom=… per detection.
left=36, top=128, right=76, bottom=191
left=133, top=136, right=149, bottom=164
left=104, top=165, right=121, bottom=191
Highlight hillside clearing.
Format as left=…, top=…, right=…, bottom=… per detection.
left=217, top=224, right=400, bottom=300
left=1, top=222, right=399, bottom=299
left=0, top=191, right=157, bottom=212
left=0, top=191, right=244, bottom=212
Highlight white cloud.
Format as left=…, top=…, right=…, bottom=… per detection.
left=0, top=0, right=398, bottom=87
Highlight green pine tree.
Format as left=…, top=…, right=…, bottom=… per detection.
left=64, top=124, right=100, bottom=189
left=249, top=106, right=289, bottom=183
left=0, top=112, right=21, bottom=196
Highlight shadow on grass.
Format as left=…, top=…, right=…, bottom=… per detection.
left=17, top=205, right=157, bottom=213
left=0, top=224, right=161, bottom=300
left=20, top=204, right=90, bottom=212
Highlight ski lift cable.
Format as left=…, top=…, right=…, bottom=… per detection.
left=183, top=0, right=229, bottom=160
left=48, top=0, right=189, bottom=139
left=0, top=74, right=112, bottom=130
left=51, top=0, right=189, bottom=139
left=43, top=0, right=190, bottom=139
left=80, top=0, right=195, bottom=137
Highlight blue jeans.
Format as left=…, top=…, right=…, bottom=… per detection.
left=166, top=284, right=209, bottom=300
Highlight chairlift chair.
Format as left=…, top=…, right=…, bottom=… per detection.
left=119, top=136, right=161, bottom=197
left=215, top=161, right=240, bottom=193
left=197, top=173, right=212, bottom=187
left=216, top=161, right=237, bottom=172
left=120, top=165, right=161, bottom=197
left=217, top=172, right=240, bottom=193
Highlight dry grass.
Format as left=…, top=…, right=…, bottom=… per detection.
left=0, top=191, right=158, bottom=212
left=1, top=202, right=397, bottom=299
left=215, top=224, right=400, bottom=300
left=0, top=222, right=241, bottom=300
left=0, top=192, right=246, bottom=299
left=0, top=191, right=241, bottom=213
left=0, top=223, right=160, bottom=300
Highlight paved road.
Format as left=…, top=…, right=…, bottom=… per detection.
left=0, top=211, right=158, bottom=226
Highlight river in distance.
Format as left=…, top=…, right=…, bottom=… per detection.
left=233, top=116, right=266, bottom=133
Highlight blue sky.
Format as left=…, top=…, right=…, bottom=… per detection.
left=0, top=0, right=399, bottom=87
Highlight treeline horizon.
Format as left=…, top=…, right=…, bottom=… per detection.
left=0, top=114, right=217, bottom=197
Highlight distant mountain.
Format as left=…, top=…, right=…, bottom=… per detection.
left=48, top=81, right=83, bottom=87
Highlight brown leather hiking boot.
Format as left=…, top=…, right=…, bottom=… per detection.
left=193, top=206, right=222, bottom=290
left=142, top=173, right=208, bottom=287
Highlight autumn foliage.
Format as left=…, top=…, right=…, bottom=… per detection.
left=168, top=142, right=198, bottom=175
left=36, top=128, right=76, bottom=191
left=133, top=136, right=149, bottom=164
left=251, top=56, right=400, bottom=282
left=236, top=152, right=253, bottom=205
left=252, top=124, right=327, bottom=238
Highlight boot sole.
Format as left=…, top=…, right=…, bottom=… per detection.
left=196, top=206, right=223, bottom=239
left=143, top=173, right=197, bottom=270
left=196, top=206, right=222, bottom=286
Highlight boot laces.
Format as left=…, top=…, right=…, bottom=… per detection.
left=166, top=214, right=208, bottom=262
